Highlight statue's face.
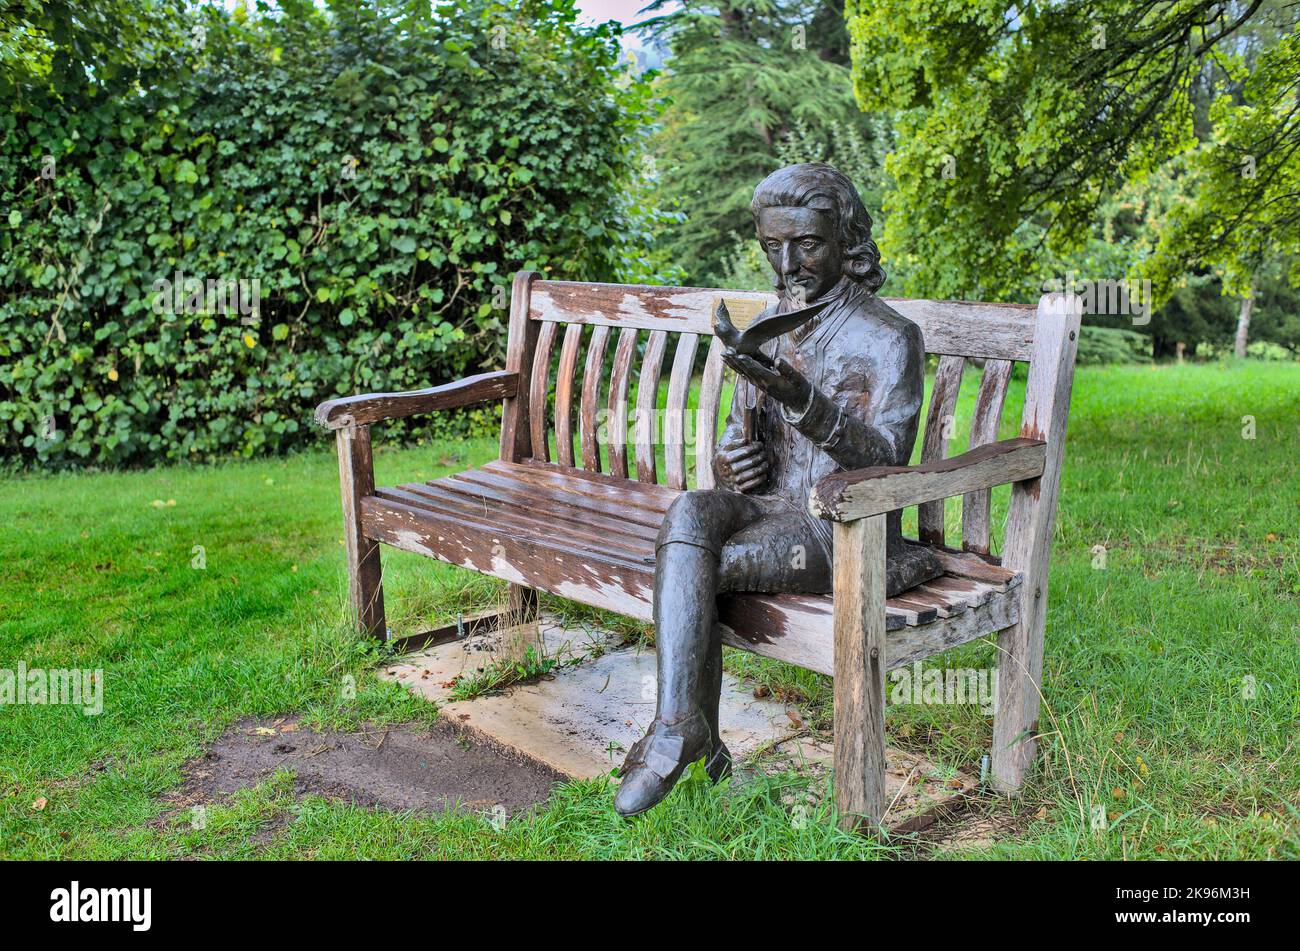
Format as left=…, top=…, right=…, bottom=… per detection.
left=756, top=205, right=843, bottom=303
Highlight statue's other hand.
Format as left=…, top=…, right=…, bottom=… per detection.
left=716, top=438, right=769, bottom=494
left=721, top=349, right=811, bottom=412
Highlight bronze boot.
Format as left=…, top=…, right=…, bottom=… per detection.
left=615, top=539, right=731, bottom=817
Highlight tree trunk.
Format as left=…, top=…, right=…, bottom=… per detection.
left=1234, top=277, right=1257, bottom=359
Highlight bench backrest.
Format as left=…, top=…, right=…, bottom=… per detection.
left=499, top=272, right=1080, bottom=563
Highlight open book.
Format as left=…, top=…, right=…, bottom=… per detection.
left=712, top=296, right=832, bottom=358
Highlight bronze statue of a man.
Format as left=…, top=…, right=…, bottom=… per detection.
left=615, top=163, right=941, bottom=816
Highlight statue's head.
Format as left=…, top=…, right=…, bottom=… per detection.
left=750, top=162, right=885, bottom=302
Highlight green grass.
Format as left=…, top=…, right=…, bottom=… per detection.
left=1, top=361, right=1297, bottom=859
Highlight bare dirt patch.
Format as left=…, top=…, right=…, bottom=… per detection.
left=161, top=716, right=568, bottom=820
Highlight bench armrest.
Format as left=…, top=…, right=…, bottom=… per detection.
left=809, top=437, right=1047, bottom=522
left=314, top=370, right=518, bottom=430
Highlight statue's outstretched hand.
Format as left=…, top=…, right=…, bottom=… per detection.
left=720, top=349, right=812, bottom=413
left=715, top=434, right=769, bottom=493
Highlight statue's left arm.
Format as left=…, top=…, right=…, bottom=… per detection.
left=777, top=323, right=925, bottom=471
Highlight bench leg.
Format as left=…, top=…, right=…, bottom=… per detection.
left=832, top=515, right=888, bottom=833
left=993, top=474, right=1054, bottom=793
left=337, top=424, right=386, bottom=640
left=499, top=584, right=541, bottom=663
left=991, top=588, right=1046, bottom=792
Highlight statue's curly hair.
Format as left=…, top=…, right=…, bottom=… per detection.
left=750, top=162, right=886, bottom=295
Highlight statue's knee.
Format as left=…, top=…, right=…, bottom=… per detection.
left=657, top=490, right=730, bottom=552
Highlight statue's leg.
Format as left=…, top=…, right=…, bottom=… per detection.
left=718, top=512, right=834, bottom=595
left=884, top=510, right=945, bottom=596
left=719, top=511, right=942, bottom=597
left=614, top=489, right=762, bottom=817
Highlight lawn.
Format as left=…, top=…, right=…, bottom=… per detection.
left=1, top=361, right=1297, bottom=860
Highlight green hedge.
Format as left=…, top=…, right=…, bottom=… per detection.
left=1, top=1, right=663, bottom=467
left=1076, top=325, right=1154, bottom=365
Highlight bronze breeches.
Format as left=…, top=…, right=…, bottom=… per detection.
left=654, top=489, right=833, bottom=595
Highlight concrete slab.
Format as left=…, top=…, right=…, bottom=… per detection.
left=382, top=612, right=977, bottom=831
left=382, top=614, right=801, bottom=778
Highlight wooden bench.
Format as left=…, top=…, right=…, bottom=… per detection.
left=316, top=272, right=1081, bottom=831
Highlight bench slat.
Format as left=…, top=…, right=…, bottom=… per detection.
left=695, top=336, right=726, bottom=490
left=553, top=323, right=584, bottom=468
left=362, top=495, right=655, bottom=616
left=376, top=484, right=650, bottom=561
left=634, top=330, right=668, bottom=484
left=529, top=280, right=1036, bottom=361
left=524, top=457, right=676, bottom=504
left=500, top=270, right=538, bottom=462
left=374, top=485, right=631, bottom=561
left=580, top=324, right=611, bottom=472
left=961, top=358, right=1013, bottom=555
left=482, top=461, right=673, bottom=520
left=927, top=544, right=1021, bottom=589
left=446, top=468, right=663, bottom=535
left=664, top=332, right=700, bottom=491
left=528, top=320, right=558, bottom=464
left=917, top=355, right=965, bottom=545
left=606, top=327, right=638, bottom=479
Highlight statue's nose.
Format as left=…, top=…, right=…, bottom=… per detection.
left=780, top=244, right=797, bottom=276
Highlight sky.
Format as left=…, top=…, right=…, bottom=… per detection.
left=574, top=0, right=677, bottom=67
left=573, top=1, right=665, bottom=27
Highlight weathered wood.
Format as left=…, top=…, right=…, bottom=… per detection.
left=530, top=281, right=1036, bottom=361
left=499, top=270, right=539, bottom=462
left=811, top=438, right=1047, bottom=522
left=376, top=484, right=651, bottom=558
left=491, top=459, right=674, bottom=514
left=695, top=337, right=726, bottom=489
left=882, top=593, right=1018, bottom=669
left=528, top=320, right=558, bottom=463
left=580, top=324, right=612, bottom=472
left=927, top=544, right=1021, bottom=588
left=888, top=298, right=1035, bottom=361
left=553, top=323, right=584, bottom=468
left=361, top=494, right=654, bottom=617
left=368, top=481, right=1022, bottom=663
left=447, top=468, right=663, bottom=534
left=336, top=425, right=386, bottom=639
left=993, top=293, right=1081, bottom=793
left=634, top=329, right=668, bottom=484
left=500, top=584, right=542, bottom=666
left=606, top=328, right=639, bottom=479
left=365, top=458, right=1021, bottom=662
left=884, top=597, right=940, bottom=626
left=719, top=579, right=1019, bottom=675
left=832, top=515, right=888, bottom=832
left=917, top=355, right=965, bottom=544
left=894, top=587, right=962, bottom=619
left=664, top=332, right=700, bottom=491
left=390, top=600, right=534, bottom=655
left=925, top=574, right=995, bottom=606
left=316, top=371, right=517, bottom=430
left=961, top=358, right=1013, bottom=554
